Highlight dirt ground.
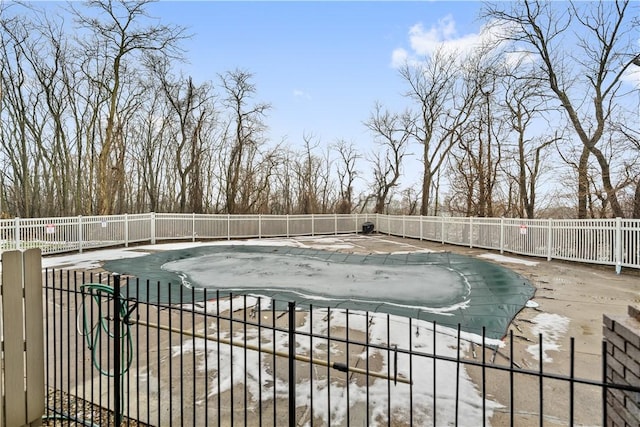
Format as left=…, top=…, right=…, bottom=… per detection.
left=44, top=233, right=640, bottom=426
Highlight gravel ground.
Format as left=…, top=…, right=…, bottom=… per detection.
left=43, top=388, right=150, bottom=427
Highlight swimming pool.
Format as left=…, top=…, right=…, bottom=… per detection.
left=104, top=244, right=535, bottom=339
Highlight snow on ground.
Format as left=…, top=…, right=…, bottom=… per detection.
left=526, top=313, right=570, bottom=362
left=41, top=247, right=150, bottom=270
left=40, top=235, right=367, bottom=270
left=478, top=253, right=539, bottom=266
left=41, top=234, right=438, bottom=270
left=178, top=297, right=503, bottom=426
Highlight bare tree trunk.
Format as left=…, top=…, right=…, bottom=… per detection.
left=484, top=0, right=637, bottom=218
left=577, top=146, right=590, bottom=219
left=633, top=178, right=640, bottom=219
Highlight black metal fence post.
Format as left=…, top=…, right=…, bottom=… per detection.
left=113, top=273, right=122, bottom=426
left=602, top=340, right=608, bottom=426
left=288, top=301, right=296, bottom=427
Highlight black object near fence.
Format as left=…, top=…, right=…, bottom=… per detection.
left=43, top=270, right=640, bottom=426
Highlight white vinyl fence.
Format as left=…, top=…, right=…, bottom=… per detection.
left=0, top=213, right=638, bottom=271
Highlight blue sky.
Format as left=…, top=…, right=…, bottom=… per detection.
left=25, top=1, right=640, bottom=194
left=146, top=1, right=483, bottom=158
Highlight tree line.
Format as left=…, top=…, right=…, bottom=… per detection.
left=1, top=0, right=639, bottom=219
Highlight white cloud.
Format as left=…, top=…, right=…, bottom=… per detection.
left=392, top=15, right=517, bottom=68
left=293, top=89, right=311, bottom=100
left=391, top=48, right=409, bottom=68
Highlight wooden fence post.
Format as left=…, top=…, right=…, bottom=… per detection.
left=1, top=249, right=45, bottom=427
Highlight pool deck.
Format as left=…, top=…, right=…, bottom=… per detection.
left=363, top=234, right=640, bottom=426
left=44, top=233, right=640, bottom=426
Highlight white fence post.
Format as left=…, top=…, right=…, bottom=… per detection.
left=615, top=217, right=622, bottom=274
left=14, top=217, right=20, bottom=250
left=547, top=218, right=553, bottom=261
left=150, top=212, right=156, bottom=244
left=402, top=215, right=406, bottom=238
left=499, top=217, right=504, bottom=254
left=420, top=216, right=423, bottom=241
left=259, top=214, right=262, bottom=239
left=441, top=215, right=445, bottom=244
left=334, top=214, right=338, bottom=235
left=124, top=213, right=129, bottom=247
left=78, top=215, right=84, bottom=253
left=469, top=217, right=474, bottom=248
left=227, top=214, right=231, bottom=240
left=190, top=214, right=197, bottom=240
left=311, top=214, right=315, bottom=236
left=286, top=215, right=290, bottom=238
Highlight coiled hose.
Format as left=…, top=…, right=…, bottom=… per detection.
left=77, top=283, right=134, bottom=377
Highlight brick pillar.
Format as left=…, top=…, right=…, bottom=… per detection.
left=603, top=306, right=640, bottom=427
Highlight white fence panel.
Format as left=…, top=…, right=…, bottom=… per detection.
left=420, top=217, right=443, bottom=241
left=337, top=214, right=361, bottom=234
left=288, top=215, right=313, bottom=236
left=80, top=215, right=128, bottom=251
left=0, top=212, right=637, bottom=271
left=552, top=219, right=617, bottom=265
left=471, top=217, right=502, bottom=249
left=155, top=213, right=196, bottom=240
left=502, top=218, right=549, bottom=258
left=192, top=214, right=229, bottom=239
left=402, top=216, right=421, bottom=239
left=622, top=219, right=640, bottom=268
left=228, top=215, right=260, bottom=239
left=312, top=214, right=338, bottom=235
left=16, top=217, right=82, bottom=254
left=0, top=219, right=15, bottom=252
left=442, top=217, right=471, bottom=246
left=127, top=213, right=153, bottom=244
left=259, top=215, right=287, bottom=238
left=378, top=214, right=404, bottom=237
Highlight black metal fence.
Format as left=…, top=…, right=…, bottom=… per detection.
left=43, top=269, right=640, bottom=426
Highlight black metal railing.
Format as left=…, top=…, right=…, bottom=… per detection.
left=43, top=270, right=640, bottom=426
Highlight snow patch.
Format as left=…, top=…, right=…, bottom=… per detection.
left=175, top=309, right=503, bottom=426
left=478, top=253, right=539, bottom=266
left=526, top=313, right=570, bottom=362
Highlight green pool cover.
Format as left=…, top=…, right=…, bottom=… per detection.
left=103, top=245, right=535, bottom=339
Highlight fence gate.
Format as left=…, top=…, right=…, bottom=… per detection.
left=1, top=249, right=45, bottom=427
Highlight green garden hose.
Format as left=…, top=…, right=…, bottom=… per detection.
left=78, top=283, right=134, bottom=377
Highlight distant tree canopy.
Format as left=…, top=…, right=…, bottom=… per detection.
left=0, top=0, right=638, bottom=218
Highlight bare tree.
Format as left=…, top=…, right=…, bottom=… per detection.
left=219, top=69, right=271, bottom=214
left=500, top=70, right=560, bottom=218
left=333, top=139, right=360, bottom=214
left=71, top=0, right=187, bottom=214
left=617, top=124, right=640, bottom=217
left=399, top=48, right=469, bottom=216
left=156, top=66, right=216, bottom=213
left=365, top=103, right=412, bottom=214
left=127, top=80, right=172, bottom=212
left=293, top=134, right=322, bottom=214
left=484, top=0, right=640, bottom=218
left=270, top=146, right=295, bottom=214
